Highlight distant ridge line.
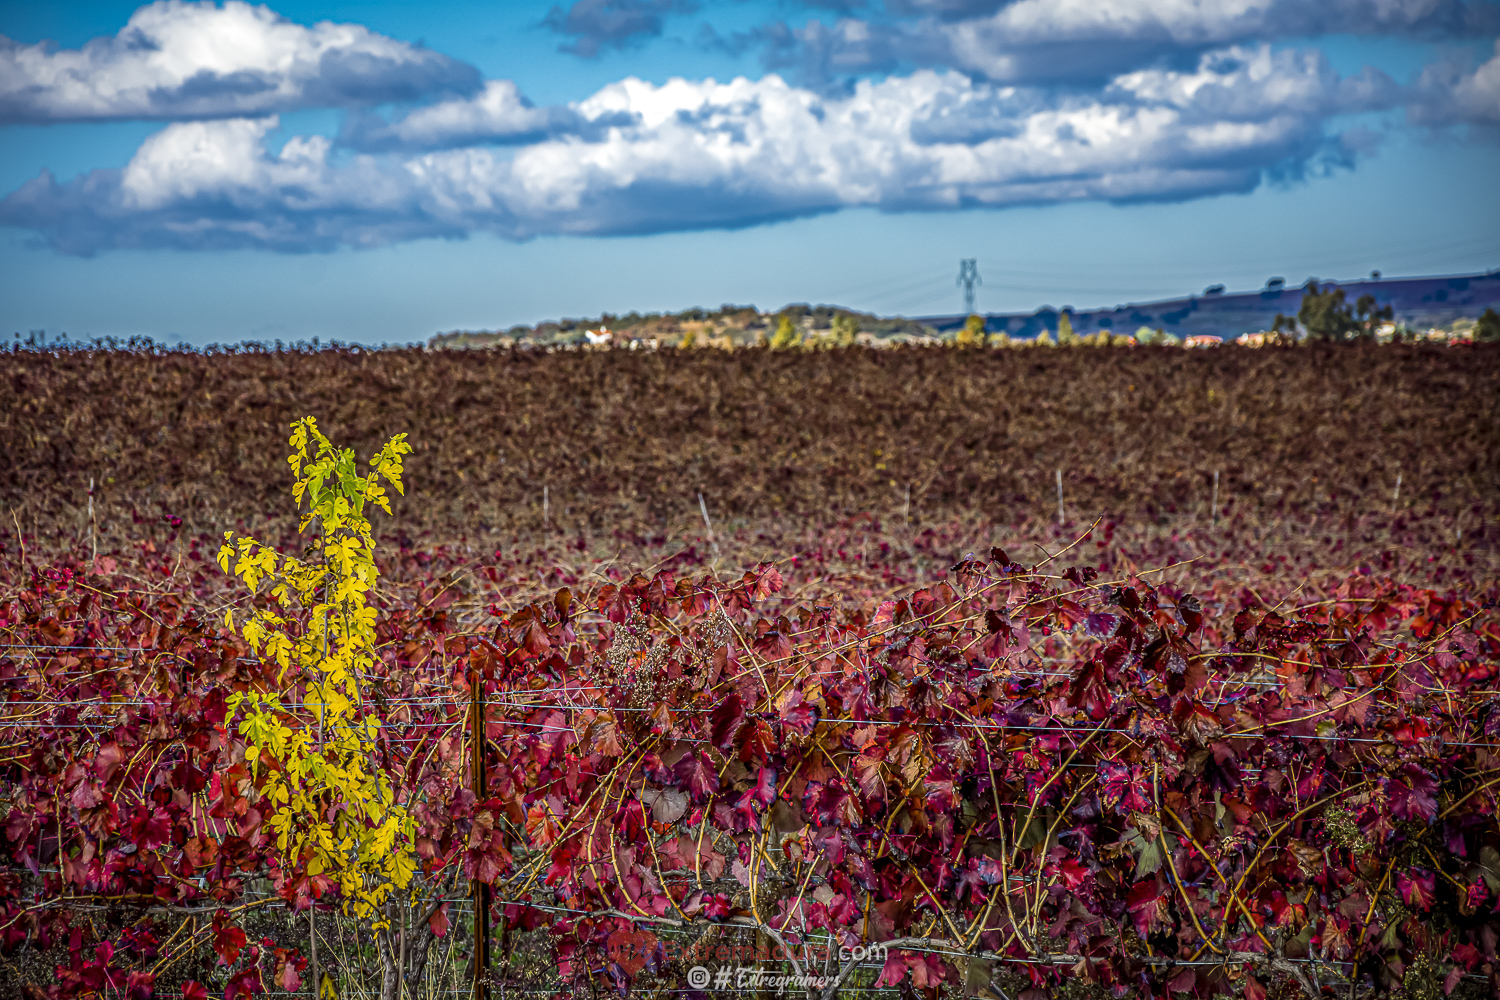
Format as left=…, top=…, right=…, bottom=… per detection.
left=917, top=268, right=1500, bottom=340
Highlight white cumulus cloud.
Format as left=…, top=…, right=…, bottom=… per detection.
left=0, top=0, right=480, bottom=123
left=1107, top=46, right=1400, bottom=123
left=0, top=48, right=1396, bottom=253
left=338, top=79, right=640, bottom=152
left=1409, top=38, right=1500, bottom=126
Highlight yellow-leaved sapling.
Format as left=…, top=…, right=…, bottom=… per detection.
left=219, top=417, right=416, bottom=926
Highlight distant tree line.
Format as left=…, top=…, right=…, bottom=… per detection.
left=428, top=285, right=1500, bottom=351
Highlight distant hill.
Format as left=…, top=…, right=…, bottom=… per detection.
left=430, top=269, right=1499, bottom=349
left=921, top=270, right=1500, bottom=340
left=428, top=302, right=935, bottom=349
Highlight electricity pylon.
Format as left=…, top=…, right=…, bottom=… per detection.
left=957, top=259, right=980, bottom=315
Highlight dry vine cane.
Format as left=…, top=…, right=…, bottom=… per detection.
left=469, top=553, right=1498, bottom=1000
left=1, top=423, right=1498, bottom=999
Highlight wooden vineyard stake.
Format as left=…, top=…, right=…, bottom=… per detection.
left=472, top=662, right=490, bottom=1000
left=88, top=476, right=96, bottom=562
left=698, top=492, right=721, bottom=558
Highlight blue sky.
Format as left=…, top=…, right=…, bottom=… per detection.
left=2, top=0, right=1498, bottom=344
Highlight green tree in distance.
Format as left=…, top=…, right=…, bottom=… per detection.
left=1298, top=282, right=1354, bottom=341
left=1298, top=281, right=1394, bottom=342
left=1475, top=307, right=1499, bottom=342
left=1353, top=293, right=1395, bottom=339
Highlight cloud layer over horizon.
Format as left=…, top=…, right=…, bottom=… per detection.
left=736, top=0, right=1500, bottom=89
left=1, top=0, right=1496, bottom=255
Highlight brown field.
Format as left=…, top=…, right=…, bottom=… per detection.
left=4, top=344, right=1497, bottom=546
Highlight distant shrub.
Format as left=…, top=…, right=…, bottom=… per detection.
left=769, top=314, right=801, bottom=350
left=1135, top=326, right=1180, bottom=346
left=831, top=313, right=859, bottom=347
left=956, top=314, right=985, bottom=347
left=1057, top=311, right=1077, bottom=345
